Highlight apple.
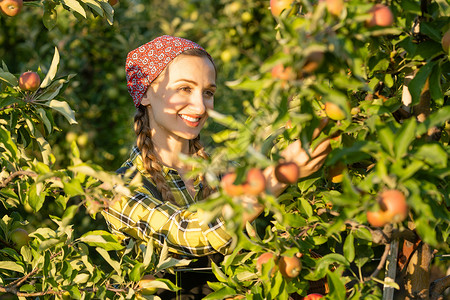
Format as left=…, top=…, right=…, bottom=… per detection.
left=302, top=51, right=324, bottom=74
left=243, top=168, right=266, bottom=195
left=221, top=173, right=244, bottom=196
left=271, top=64, right=295, bottom=81
left=270, top=0, right=294, bottom=17
left=366, top=209, right=388, bottom=227
left=138, top=274, right=158, bottom=295
left=19, top=71, right=41, bottom=92
left=0, top=0, right=23, bottom=17
left=278, top=255, right=302, bottom=278
left=327, top=162, right=346, bottom=183
left=275, top=162, right=299, bottom=184
left=323, top=0, right=344, bottom=16
left=256, top=252, right=277, bottom=276
left=379, top=189, right=408, bottom=224
left=303, top=294, right=324, bottom=300
left=366, top=4, right=394, bottom=28
left=10, top=228, right=29, bottom=250
left=108, top=0, right=118, bottom=5
left=442, top=30, right=450, bottom=53
left=367, top=189, right=408, bottom=227
left=324, top=102, right=346, bottom=120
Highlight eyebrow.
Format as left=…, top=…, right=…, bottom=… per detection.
left=174, top=79, right=217, bottom=89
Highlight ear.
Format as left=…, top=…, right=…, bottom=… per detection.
left=140, top=91, right=151, bottom=106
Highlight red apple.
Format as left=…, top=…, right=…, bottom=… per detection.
left=366, top=4, right=394, bottom=28
left=19, top=71, right=41, bottom=92
left=324, top=102, right=346, bottom=120
left=108, top=0, right=118, bottom=5
left=256, top=252, right=277, bottom=274
left=380, top=189, right=408, bottom=224
left=442, top=30, right=450, bottom=53
left=278, top=255, right=302, bottom=278
left=367, top=210, right=388, bottom=227
left=221, top=173, right=244, bottom=196
left=138, top=274, right=157, bottom=295
left=275, top=162, right=299, bottom=184
left=271, top=64, right=295, bottom=81
left=303, top=294, right=324, bottom=300
left=270, top=0, right=294, bottom=17
left=243, top=168, right=266, bottom=195
left=0, top=0, right=22, bottom=17
left=323, top=0, right=344, bottom=16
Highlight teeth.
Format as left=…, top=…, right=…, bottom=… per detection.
left=180, top=115, right=200, bottom=122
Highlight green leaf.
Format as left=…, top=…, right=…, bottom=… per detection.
left=95, top=247, right=121, bottom=274
left=79, top=230, right=125, bottom=251
left=0, top=261, right=25, bottom=273
left=414, top=144, right=447, bottom=168
left=416, top=106, right=450, bottom=136
left=43, top=6, right=57, bottom=30
left=61, top=0, right=86, bottom=17
left=98, top=0, right=114, bottom=25
left=326, top=270, right=347, bottom=300
left=44, top=100, right=77, bottom=124
left=82, top=0, right=104, bottom=16
left=343, top=232, right=355, bottom=263
left=28, top=183, right=47, bottom=212
left=63, top=179, right=84, bottom=197
left=408, top=62, right=435, bottom=106
left=0, top=71, right=18, bottom=86
left=41, top=47, right=60, bottom=88
left=203, top=286, right=237, bottom=300
left=394, top=118, right=416, bottom=159
left=39, top=238, right=61, bottom=251
left=377, top=126, right=395, bottom=157
left=129, top=262, right=143, bottom=282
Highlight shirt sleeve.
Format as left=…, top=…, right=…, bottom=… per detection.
left=102, top=186, right=234, bottom=257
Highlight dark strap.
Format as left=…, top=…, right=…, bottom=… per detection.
left=116, top=166, right=163, bottom=200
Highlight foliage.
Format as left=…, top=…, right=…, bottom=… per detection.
left=1, top=0, right=450, bottom=299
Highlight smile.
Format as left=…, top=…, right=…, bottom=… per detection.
left=180, top=115, right=201, bottom=122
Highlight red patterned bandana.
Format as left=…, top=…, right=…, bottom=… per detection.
left=126, top=35, right=211, bottom=107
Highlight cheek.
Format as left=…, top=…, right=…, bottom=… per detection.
left=205, top=99, right=214, bottom=110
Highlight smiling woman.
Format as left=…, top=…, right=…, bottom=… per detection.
left=101, top=35, right=331, bottom=299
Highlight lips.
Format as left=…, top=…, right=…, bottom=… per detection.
left=179, top=114, right=202, bottom=127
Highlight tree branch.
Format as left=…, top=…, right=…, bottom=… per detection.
left=0, top=170, right=37, bottom=188
left=429, top=274, right=450, bottom=300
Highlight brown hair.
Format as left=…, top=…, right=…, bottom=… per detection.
left=134, top=49, right=215, bottom=205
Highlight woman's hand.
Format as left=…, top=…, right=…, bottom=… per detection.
left=265, top=118, right=332, bottom=196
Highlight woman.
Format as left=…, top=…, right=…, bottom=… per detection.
left=102, top=35, right=331, bottom=299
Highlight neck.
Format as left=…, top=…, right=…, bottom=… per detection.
left=150, top=128, right=191, bottom=171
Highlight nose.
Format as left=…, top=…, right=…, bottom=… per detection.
left=189, top=91, right=207, bottom=115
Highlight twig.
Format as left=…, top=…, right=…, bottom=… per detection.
left=366, top=243, right=391, bottom=280
left=0, top=170, right=37, bottom=188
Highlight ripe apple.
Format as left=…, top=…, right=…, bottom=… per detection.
left=271, top=64, right=295, bottom=81
left=138, top=274, right=158, bottom=295
left=366, top=4, right=394, bottom=28
left=327, top=162, right=346, bottom=183
left=0, top=0, right=23, bottom=17
left=275, top=162, right=299, bottom=184
left=270, top=0, right=294, bottom=17
left=243, top=168, right=266, bottom=195
left=108, top=0, right=118, bottom=5
left=278, top=255, right=302, bottom=278
left=221, top=173, right=244, bottom=196
left=323, top=0, right=344, bottom=16
left=302, top=51, right=324, bottom=74
left=324, top=102, right=346, bottom=120
left=19, top=71, right=41, bottom=92
left=10, top=228, right=29, bottom=249
left=379, top=189, right=408, bottom=223
left=442, top=30, right=450, bottom=53
left=367, top=189, right=408, bottom=227
left=256, top=252, right=277, bottom=276
left=366, top=209, right=388, bottom=227
left=303, top=294, right=324, bottom=300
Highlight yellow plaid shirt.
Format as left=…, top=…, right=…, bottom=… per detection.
left=102, top=147, right=233, bottom=257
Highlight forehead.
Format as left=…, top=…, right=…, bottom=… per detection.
left=165, top=54, right=216, bottom=83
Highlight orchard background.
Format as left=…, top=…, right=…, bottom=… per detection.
left=0, top=0, right=449, bottom=299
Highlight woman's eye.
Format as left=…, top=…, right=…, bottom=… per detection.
left=179, top=87, right=191, bottom=93
left=204, top=90, right=215, bottom=98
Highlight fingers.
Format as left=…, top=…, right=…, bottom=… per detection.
left=312, top=117, right=329, bottom=140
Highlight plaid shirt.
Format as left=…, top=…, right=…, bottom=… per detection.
left=102, top=147, right=233, bottom=257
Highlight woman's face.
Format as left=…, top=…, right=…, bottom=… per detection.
left=141, top=54, right=216, bottom=143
